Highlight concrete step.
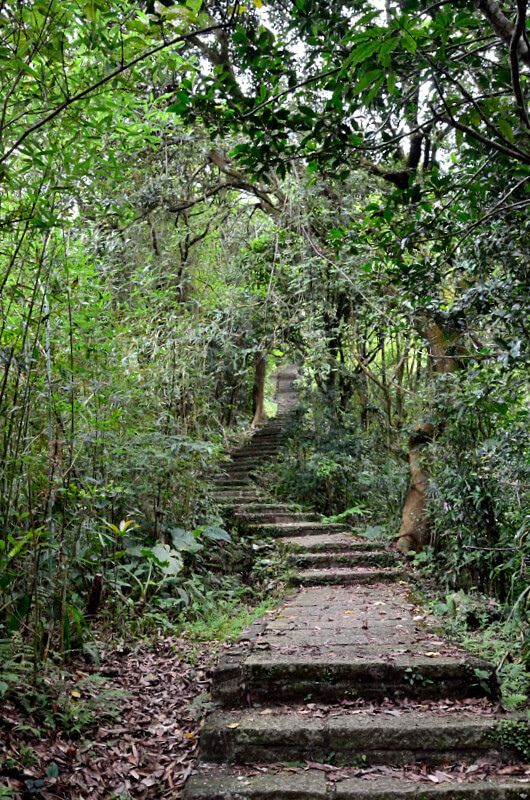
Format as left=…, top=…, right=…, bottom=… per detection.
left=229, top=453, right=280, bottom=462
left=281, top=533, right=384, bottom=553
left=213, top=479, right=250, bottom=486
left=184, top=771, right=530, bottom=800
left=211, top=585, right=497, bottom=706
left=248, top=522, right=349, bottom=537
left=289, top=567, right=406, bottom=586
left=242, top=512, right=320, bottom=525
left=231, top=503, right=301, bottom=515
left=213, top=652, right=496, bottom=706
left=221, top=466, right=259, bottom=475
left=212, top=491, right=263, bottom=501
left=199, top=708, right=521, bottom=766
left=288, top=551, right=397, bottom=569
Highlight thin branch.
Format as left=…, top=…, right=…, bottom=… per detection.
left=442, top=185, right=530, bottom=263
left=473, top=0, right=530, bottom=66
left=0, top=23, right=225, bottom=165
left=432, top=72, right=530, bottom=164
left=510, top=0, right=530, bottom=129
left=241, top=67, right=342, bottom=119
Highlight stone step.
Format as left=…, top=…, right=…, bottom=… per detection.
left=226, top=461, right=278, bottom=470
left=199, top=709, right=521, bottom=766
left=213, top=478, right=250, bottom=485
left=248, top=522, right=348, bottom=537
left=229, top=453, right=280, bottom=462
left=220, top=467, right=259, bottom=475
left=184, top=771, right=530, bottom=800
left=214, top=488, right=253, bottom=494
left=289, top=567, right=406, bottom=586
left=288, top=551, right=397, bottom=569
left=242, top=512, right=320, bottom=524
left=231, top=503, right=301, bottom=515
left=253, top=437, right=284, bottom=443
left=212, top=492, right=263, bottom=501
left=213, top=652, right=496, bottom=706
left=211, top=585, right=497, bottom=706
left=281, top=533, right=384, bottom=553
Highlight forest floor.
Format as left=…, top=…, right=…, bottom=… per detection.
left=3, top=623, right=529, bottom=800
left=0, top=636, right=216, bottom=800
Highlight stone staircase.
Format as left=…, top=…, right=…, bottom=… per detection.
left=184, top=368, right=530, bottom=799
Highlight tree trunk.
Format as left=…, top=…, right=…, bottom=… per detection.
left=396, top=422, right=433, bottom=553
left=397, top=317, right=465, bottom=553
left=252, top=352, right=268, bottom=426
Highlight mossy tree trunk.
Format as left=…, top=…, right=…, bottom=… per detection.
left=396, top=318, right=465, bottom=553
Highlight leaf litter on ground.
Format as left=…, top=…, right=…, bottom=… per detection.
left=0, top=637, right=214, bottom=799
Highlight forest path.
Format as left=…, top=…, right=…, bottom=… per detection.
left=184, top=367, right=529, bottom=799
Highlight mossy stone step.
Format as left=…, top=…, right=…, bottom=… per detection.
left=213, top=652, right=496, bottom=706
left=248, top=522, right=349, bottom=537
left=184, top=771, right=530, bottom=800
left=242, top=512, right=320, bottom=525
left=210, top=584, right=497, bottom=706
left=212, top=491, right=263, bottom=501
left=214, top=479, right=251, bottom=486
left=199, top=709, right=523, bottom=766
left=232, top=503, right=303, bottom=515
left=289, top=567, right=406, bottom=586
left=281, top=533, right=384, bottom=553
left=288, top=551, right=397, bottom=569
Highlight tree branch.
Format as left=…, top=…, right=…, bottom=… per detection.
left=473, top=0, right=530, bottom=66
left=510, top=0, right=530, bottom=129
left=0, top=22, right=225, bottom=165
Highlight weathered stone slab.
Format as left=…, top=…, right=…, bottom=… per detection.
left=289, top=551, right=397, bottom=568
left=280, top=533, right=382, bottom=552
left=183, top=770, right=327, bottom=800
left=199, top=709, right=524, bottom=766
left=250, top=522, right=349, bottom=537
left=334, top=778, right=530, bottom=799
left=289, top=567, right=406, bottom=586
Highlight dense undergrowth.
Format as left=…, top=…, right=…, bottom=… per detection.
left=269, top=383, right=409, bottom=532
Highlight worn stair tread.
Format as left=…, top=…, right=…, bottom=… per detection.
left=211, top=584, right=497, bottom=704
left=199, top=708, right=523, bottom=765
left=290, top=566, right=406, bottom=585
left=288, top=551, right=397, bottom=568
left=249, top=522, right=349, bottom=537
left=232, top=503, right=304, bottom=513
left=184, top=769, right=530, bottom=800
left=242, top=513, right=320, bottom=523
left=281, top=533, right=383, bottom=552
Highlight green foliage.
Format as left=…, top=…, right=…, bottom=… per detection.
left=425, top=367, right=530, bottom=601
left=2, top=0, right=530, bottom=708
left=274, top=386, right=408, bottom=525
left=493, top=720, right=530, bottom=761
left=424, top=589, right=530, bottom=707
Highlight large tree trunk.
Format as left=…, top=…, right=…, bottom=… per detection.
left=252, top=352, right=268, bottom=426
left=397, top=318, right=465, bottom=553
left=396, top=422, right=433, bottom=553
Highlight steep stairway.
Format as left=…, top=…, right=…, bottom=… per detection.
left=185, top=368, right=530, bottom=799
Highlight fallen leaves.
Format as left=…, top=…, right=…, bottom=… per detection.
left=0, top=637, right=213, bottom=799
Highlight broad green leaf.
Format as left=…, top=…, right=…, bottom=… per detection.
left=83, top=1, right=100, bottom=21
left=498, top=118, right=514, bottom=142
left=353, top=69, right=383, bottom=96
left=202, top=526, right=232, bottom=543
left=401, top=31, right=417, bottom=53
